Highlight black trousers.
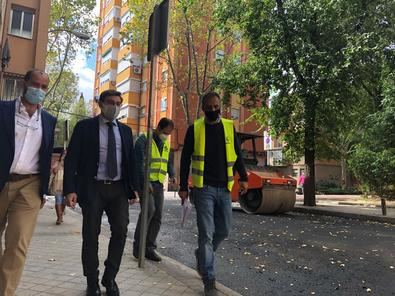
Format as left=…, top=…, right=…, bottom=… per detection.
left=133, top=181, right=164, bottom=252
left=81, top=181, right=129, bottom=281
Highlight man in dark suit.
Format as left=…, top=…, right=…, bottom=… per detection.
left=64, top=89, right=139, bottom=296
left=0, top=69, right=56, bottom=296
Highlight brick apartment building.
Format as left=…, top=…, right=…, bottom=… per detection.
left=0, top=0, right=50, bottom=100
left=94, top=0, right=342, bottom=187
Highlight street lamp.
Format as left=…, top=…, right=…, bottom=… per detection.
left=69, top=30, right=90, bottom=40
left=46, top=29, right=91, bottom=98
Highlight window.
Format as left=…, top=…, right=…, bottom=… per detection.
left=161, top=70, right=168, bottom=82
left=117, top=79, right=129, bottom=94
left=120, top=37, right=128, bottom=48
left=1, top=77, right=24, bottom=100
left=100, top=71, right=111, bottom=85
left=104, top=7, right=121, bottom=24
left=116, top=78, right=141, bottom=93
left=118, top=105, right=128, bottom=119
left=231, top=108, right=240, bottom=120
left=102, top=29, right=113, bottom=45
left=139, top=106, right=146, bottom=118
left=121, top=11, right=131, bottom=28
left=141, top=81, right=147, bottom=92
left=102, top=50, right=112, bottom=64
left=117, top=54, right=131, bottom=73
left=160, top=97, right=167, bottom=111
left=9, top=7, right=34, bottom=39
left=215, top=50, right=225, bottom=62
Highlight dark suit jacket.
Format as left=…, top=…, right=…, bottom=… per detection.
left=63, top=116, right=138, bottom=206
left=0, top=99, right=57, bottom=196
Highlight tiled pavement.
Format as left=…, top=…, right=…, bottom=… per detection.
left=16, top=193, right=394, bottom=295
left=16, top=202, right=239, bottom=296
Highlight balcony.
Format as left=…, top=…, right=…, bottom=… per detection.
left=102, top=38, right=120, bottom=54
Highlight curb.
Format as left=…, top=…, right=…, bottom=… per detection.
left=157, top=254, right=243, bottom=296
left=338, top=202, right=395, bottom=208
left=292, top=206, right=395, bottom=225
left=62, top=201, right=241, bottom=296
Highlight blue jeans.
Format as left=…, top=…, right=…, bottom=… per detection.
left=193, top=185, right=232, bottom=283
left=55, top=193, right=65, bottom=205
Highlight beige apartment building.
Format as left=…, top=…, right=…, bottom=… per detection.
left=94, top=0, right=344, bottom=188
left=0, top=0, right=50, bottom=100
left=94, top=0, right=265, bottom=161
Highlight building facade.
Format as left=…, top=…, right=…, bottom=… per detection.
left=94, top=0, right=343, bottom=187
left=0, top=0, right=50, bottom=100
left=94, top=0, right=267, bottom=182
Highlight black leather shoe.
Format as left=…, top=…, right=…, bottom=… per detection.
left=195, top=248, right=202, bottom=278
left=145, top=250, right=162, bottom=262
left=86, top=283, right=101, bottom=296
left=204, top=279, right=218, bottom=296
left=101, top=279, right=120, bottom=296
left=132, top=247, right=139, bottom=259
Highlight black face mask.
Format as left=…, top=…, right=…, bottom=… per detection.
left=204, top=109, right=221, bottom=122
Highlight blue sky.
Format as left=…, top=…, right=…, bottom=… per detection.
left=72, top=48, right=96, bottom=100
left=71, top=0, right=99, bottom=101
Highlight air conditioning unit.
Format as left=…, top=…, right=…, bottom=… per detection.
left=114, top=16, right=121, bottom=23
left=133, top=66, right=142, bottom=74
left=110, top=81, right=116, bottom=86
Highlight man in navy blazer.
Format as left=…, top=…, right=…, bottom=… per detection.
left=0, top=69, right=56, bottom=296
left=64, top=89, right=139, bottom=296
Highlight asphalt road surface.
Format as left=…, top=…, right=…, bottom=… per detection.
left=126, top=197, right=395, bottom=296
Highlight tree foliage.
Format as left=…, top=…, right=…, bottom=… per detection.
left=46, top=0, right=97, bottom=102
left=123, top=0, right=238, bottom=124
left=349, top=74, right=395, bottom=199
left=214, top=0, right=395, bottom=205
left=44, top=70, right=79, bottom=118
left=69, top=94, right=89, bottom=132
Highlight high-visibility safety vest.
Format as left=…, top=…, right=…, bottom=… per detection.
left=192, top=117, right=237, bottom=191
left=149, top=135, right=170, bottom=184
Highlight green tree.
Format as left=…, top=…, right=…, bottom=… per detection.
left=215, top=0, right=395, bottom=205
left=349, top=69, right=395, bottom=199
left=123, top=0, right=239, bottom=124
left=44, top=70, right=79, bottom=118
left=47, top=0, right=97, bottom=98
left=69, top=93, right=89, bottom=132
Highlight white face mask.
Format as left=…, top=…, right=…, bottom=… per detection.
left=159, top=133, right=169, bottom=141
left=100, top=104, right=120, bottom=121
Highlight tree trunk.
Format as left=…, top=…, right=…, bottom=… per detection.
left=303, top=95, right=317, bottom=206
left=304, top=147, right=316, bottom=206
left=341, top=157, right=347, bottom=190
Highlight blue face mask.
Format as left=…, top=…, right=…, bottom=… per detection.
left=24, top=86, right=46, bottom=104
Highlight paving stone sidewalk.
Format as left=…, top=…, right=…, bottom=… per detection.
left=16, top=202, right=226, bottom=296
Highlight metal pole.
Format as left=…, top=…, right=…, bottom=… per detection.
left=381, top=198, right=387, bottom=216
left=64, top=119, right=69, bottom=150
left=138, top=55, right=157, bottom=268
left=0, top=69, right=4, bottom=99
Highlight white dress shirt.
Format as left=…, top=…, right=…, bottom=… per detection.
left=10, top=98, right=43, bottom=174
left=96, top=116, right=122, bottom=181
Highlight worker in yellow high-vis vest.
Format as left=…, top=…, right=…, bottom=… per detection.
left=178, top=92, right=248, bottom=296
left=133, top=118, right=176, bottom=262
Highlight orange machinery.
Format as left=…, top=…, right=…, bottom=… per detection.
left=231, top=133, right=297, bottom=214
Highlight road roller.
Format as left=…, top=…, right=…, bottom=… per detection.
left=231, top=133, right=297, bottom=214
